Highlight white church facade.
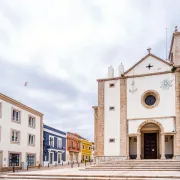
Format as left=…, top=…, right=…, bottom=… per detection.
left=93, top=28, right=180, bottom=162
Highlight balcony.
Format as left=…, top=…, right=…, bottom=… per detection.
left=68, top=146, right=80, bottom=152
left=43, top=144, right=65, bottom=153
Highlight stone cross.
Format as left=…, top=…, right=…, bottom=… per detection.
left=147, top=47, right=151, bottom=54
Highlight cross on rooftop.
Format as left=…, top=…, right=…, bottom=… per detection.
left=147, top=47, right=151, bottom=54
left=175, top=26, right=178, bottom=32
left=146, top=63, right=153, bottom=70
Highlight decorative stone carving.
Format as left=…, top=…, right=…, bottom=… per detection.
left=160, top=79, right=174, bottom=90
left=129, top=80, right=137, bottom=93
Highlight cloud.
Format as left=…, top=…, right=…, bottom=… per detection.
left=0, top=0, right=180, bottom=141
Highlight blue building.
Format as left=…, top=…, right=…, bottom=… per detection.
left=43, top=124, right=66, bottom=166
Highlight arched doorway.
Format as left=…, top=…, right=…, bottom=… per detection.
left=140, top=123, right=160, bottom=159
left=137, top=120, right=164, bottom=159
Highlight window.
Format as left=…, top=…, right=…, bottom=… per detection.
left=28, top=116, right=35, bottom=128
left=145, top=95, right=156, bottom=106
left=27, top=154, right=35, bottom=166
left=165, top=136, right=168, bottom=142
left=109, top=83, right=115, bottom=88
left=49, top=136, right=54, bottom=147
left=86, top=156, right=88, bottom=160
left=28, top=134, right=35, bottom=146
left=57, top=138, right=62, bottom=148
left=12, top=109, right=20, bottom=123
left=89, top=147, right=91, bottom=150
left=11, top=130, right=20, bottom=143
left=77, top=142, right=79, bottom=149
left=109, top=138, right=115, bottom=143
left=0, top=102, right=2, bottom=118
left=9, top=153, right=20, bottom=166
left=82, top=145, right=84, bottom=149
left=109, top=106, right=115, bottom=111
left=70, top=141, right=73, bottom=148
left=141, top=90, right=160, bottom=109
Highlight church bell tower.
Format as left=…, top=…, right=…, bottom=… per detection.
left=169, top=26, right=180, bottom=66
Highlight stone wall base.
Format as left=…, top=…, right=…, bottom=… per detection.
left=95, top=156, right=128, bottom=164
left=175, top=155, right=180, bottom=160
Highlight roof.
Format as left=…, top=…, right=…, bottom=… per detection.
left=124, top=53, right=172, bottom=75
left=169, top=31, right=180, bottom=59
left=0, top=93, right=43, bottom=117
left=43, top=124, right=66, bottom=135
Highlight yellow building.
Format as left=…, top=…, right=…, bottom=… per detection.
left=81, top=139, right=92, bottom=162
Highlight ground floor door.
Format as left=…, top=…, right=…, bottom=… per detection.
left=144, top=133, right=157, bottom=159
left=0, top=152, right=2, bottom=169
left=57, top=153, right=62, bottom=164
left=49, top=152, right=54, bottom=164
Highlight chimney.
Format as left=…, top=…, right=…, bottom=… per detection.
left=108, top=65, right=114, bottom=78
left=119, top=63, right=124, bottom=76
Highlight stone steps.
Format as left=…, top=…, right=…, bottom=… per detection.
left=1, top=174, right=180, bottom=180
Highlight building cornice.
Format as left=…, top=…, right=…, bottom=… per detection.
left=127, top=116, right=175, bottom=121
left=97, top=71, right=173, bottom=82
left=0, top=93, right=43, bottom=117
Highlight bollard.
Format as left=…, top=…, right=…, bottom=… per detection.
left=62, top=162, right=63, bottom=166
left=48, top=163, right=49, bottom=167
left=27, top=165, right=28, bottom=171
left=13, top=166, right=15, bottom=173
left=85, top=161, right=86, bottom=166
left=71, top=162, right=73, bottom=168
left=39, top=164, right=40, bottom=169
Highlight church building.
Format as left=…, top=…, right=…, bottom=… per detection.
left=93, top=27, right=180, bottom=162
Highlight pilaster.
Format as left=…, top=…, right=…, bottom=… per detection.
left=97, top=81, right=104, bottom=156
left=175, top=70, right=180, bottom=157
left=120, top=78, right=127, bottom=156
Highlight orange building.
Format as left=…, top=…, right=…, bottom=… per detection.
left=66, top=132, right=81, bottom=163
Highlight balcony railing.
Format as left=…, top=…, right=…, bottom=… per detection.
left=44, top=144, right=65, bottom=150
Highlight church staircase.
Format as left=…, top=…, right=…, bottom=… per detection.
left=82, top=159, right=180, bottom=171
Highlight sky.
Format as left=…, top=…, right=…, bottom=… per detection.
left=0, top=0, right=180, bottom=141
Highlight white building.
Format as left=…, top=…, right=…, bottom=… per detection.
left=0, top=93, right=43, bottom=171
left=93, top=28, right=180, bottom=162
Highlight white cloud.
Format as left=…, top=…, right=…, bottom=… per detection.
left=0, top=0, right=180, bottom=141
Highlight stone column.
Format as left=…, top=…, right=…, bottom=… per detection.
left=126, top=136, right=129, bottom=159
left=136, top=134, right=141, bottom=160
left=173, top=134, right=176, bottom=159
left=92, top=106, right=98, bottom=157
left=161, top=134, right=165, bottom=159
left=120, top=78, right=127, bottom=157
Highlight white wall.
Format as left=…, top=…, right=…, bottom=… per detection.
left=127, top=73, right=175, bottom=119
left=0, top=99, right=41, bottom=167
left=128, top=118, right=174, bottom=134
left=104, top=79, right=120, bottom=156
left=126, top=56, right=172, bottom=76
